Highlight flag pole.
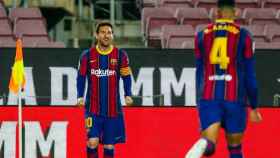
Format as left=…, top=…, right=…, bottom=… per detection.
left=9, top=37, right=25, bottom=158
left=18, top=87, right=23, bottom=158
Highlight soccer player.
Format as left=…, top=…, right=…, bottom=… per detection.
left=185, top=0, right=262, bottom=158
left=76, top=21, right=133, bottom=158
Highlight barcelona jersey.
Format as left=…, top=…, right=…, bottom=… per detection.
left=77, top=45, right=132, bottom=117
left=195, top=19, right=258, bottom=109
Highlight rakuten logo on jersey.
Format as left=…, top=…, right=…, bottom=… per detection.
left=91, top=69, right=116, bottom=77
left=209, top=74, right=232, bottom=81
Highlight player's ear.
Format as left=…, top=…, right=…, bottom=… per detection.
left=111, top=32, right=114, bottom=39
left=94, top=32, right=98, bottom=40
left=215, top=8, right=218, bottom=18
left=234, top=8, right=241, bottom=18
left=215, top=8, right=221, bottom=19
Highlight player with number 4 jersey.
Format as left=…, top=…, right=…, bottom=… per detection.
left=185, top=0, right=262, bottom=158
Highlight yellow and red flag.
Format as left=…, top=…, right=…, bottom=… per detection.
left=9, top=38, right=26, bottom=94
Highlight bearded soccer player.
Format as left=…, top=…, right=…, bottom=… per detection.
left=76, top=22, right=133, bottom=158
left=185, top=0, right=262, bottom=158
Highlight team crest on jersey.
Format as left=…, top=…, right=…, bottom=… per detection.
left=110, top=59, right=118, bottom=65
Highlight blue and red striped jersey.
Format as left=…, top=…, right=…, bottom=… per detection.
left=195, top=19, right=258, bottom=109
left=77, top=46, right=132, bottom=117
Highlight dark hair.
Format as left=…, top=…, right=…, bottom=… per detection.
left=95, top=22, right=113, bottom=33
left=218, top=0, right=235, bottom=8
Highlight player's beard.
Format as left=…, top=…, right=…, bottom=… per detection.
left=99, top=37, right=112, bottom=49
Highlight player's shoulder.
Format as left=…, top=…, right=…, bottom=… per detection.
left=116, top=47, right=128, bottom=56
left=195, top=23, right=214, bottom=37
left=80, top=48, right=91, bottom=58
left=115, top=46, right=125, bottom=53
left=239, top=26, right=253, bottom=38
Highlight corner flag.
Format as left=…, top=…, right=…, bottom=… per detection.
left=9, top=38, right=26, bottom=94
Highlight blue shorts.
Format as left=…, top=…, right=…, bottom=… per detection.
left=198, top=100, right=248, bottom=134
left=85, top=112, right=126, bottom=144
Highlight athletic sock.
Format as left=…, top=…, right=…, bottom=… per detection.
left=228, top=144, right=243, bottom=158
left=104, top=148, right=114, bottom=158
left=87, top=147, right=98, bottom=158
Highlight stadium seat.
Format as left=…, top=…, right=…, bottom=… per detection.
left=142, top=0, right=158, bottom=8
left=195, top=0, right=217, bottom=12
left=20, top=36, right=66, bottom=48
left=181, top=40, right=195, bottom=49
left=266, top=24, right=280, bottom=42
left=9, top=8, right=42, bottom=21
left=13, top=18, right=48, bottom=37
left=175, top=8, right=210, bottom=27
left=22, top=35, right=49, bottom=45
left=243, top=8, right=278, bottom=25
left=262, top=0, right=280, bottom=9
left=0, top=13, right=16, bottom=47
left=0, top=35, right=16, bottom=47
left=167, top=35, right=194, bottom=49
left=141, top=7, right=177, bottom=47
left=161, top=24, right=194, bottom=48
left=242, top=25, right=268, bottom=42
left=0, top=1, right=4, bottom=8
left=0, top=5, right=7, bottom=18
left=35, top=41, right=66, bottom=48
left=0, top=18, right=12, bottom=35
left=159, top=0, right=194, bottom=8
left=254, top=41, right=280, bottom=49
left=160, top=25, right=195, bottom=48
left=235, top=0, right=261, bottom=9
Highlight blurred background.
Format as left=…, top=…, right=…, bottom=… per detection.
left=1, top=0, right=280, bottom=49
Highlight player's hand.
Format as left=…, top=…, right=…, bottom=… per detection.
left=125, top=96, right=133, bottom=106
left=249, top=109, right=262, bottom=123
left=77, top=98, right=84, bottom=107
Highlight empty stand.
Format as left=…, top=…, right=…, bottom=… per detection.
left=22, top=35, right=49, bottom=46
left=0, top=17, right=15, bottom=47
left=0, top=35, right=15, bottom=47
left=159, top=0, right=194, bottom=8
left=254, top=41, right=280, bottom=49
left=266, top=24, right=280, bottom=42
left=195, top=0, right=216, bottom=12
left=161, top=24, right=194, bottom=48
left=0, top=18, right=12, bottom=35
left=243, top=8, right=278, bottom=25
left=235, top=0, right=260, bottom=9
left=21, top=37, right=65, bottom=48
left=181, top=40, right=194, bottom=49
left=0, top=4, right=6, bottom=17
left=9, top=8, right=42, bottom=21
left=138, top=0, right=280, bottom=49
left=35, top=41, right=65, bottom=48
left=160, top=25, right=195, bottom=48
left=242, top=25, right=268, bottom=42
left=262, top=0, right=280, bottom=9
left=167, top=35, right=194, bottom=48
left=142, top=0, right=158, bottom=8
left=175, top=8, right=210, bottom=27
left=142, top=7, right=177, bottom=47
left=13, top=18, right=48, bottom=36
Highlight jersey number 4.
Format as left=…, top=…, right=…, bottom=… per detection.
left=209, top=37, right=230, bottom=70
